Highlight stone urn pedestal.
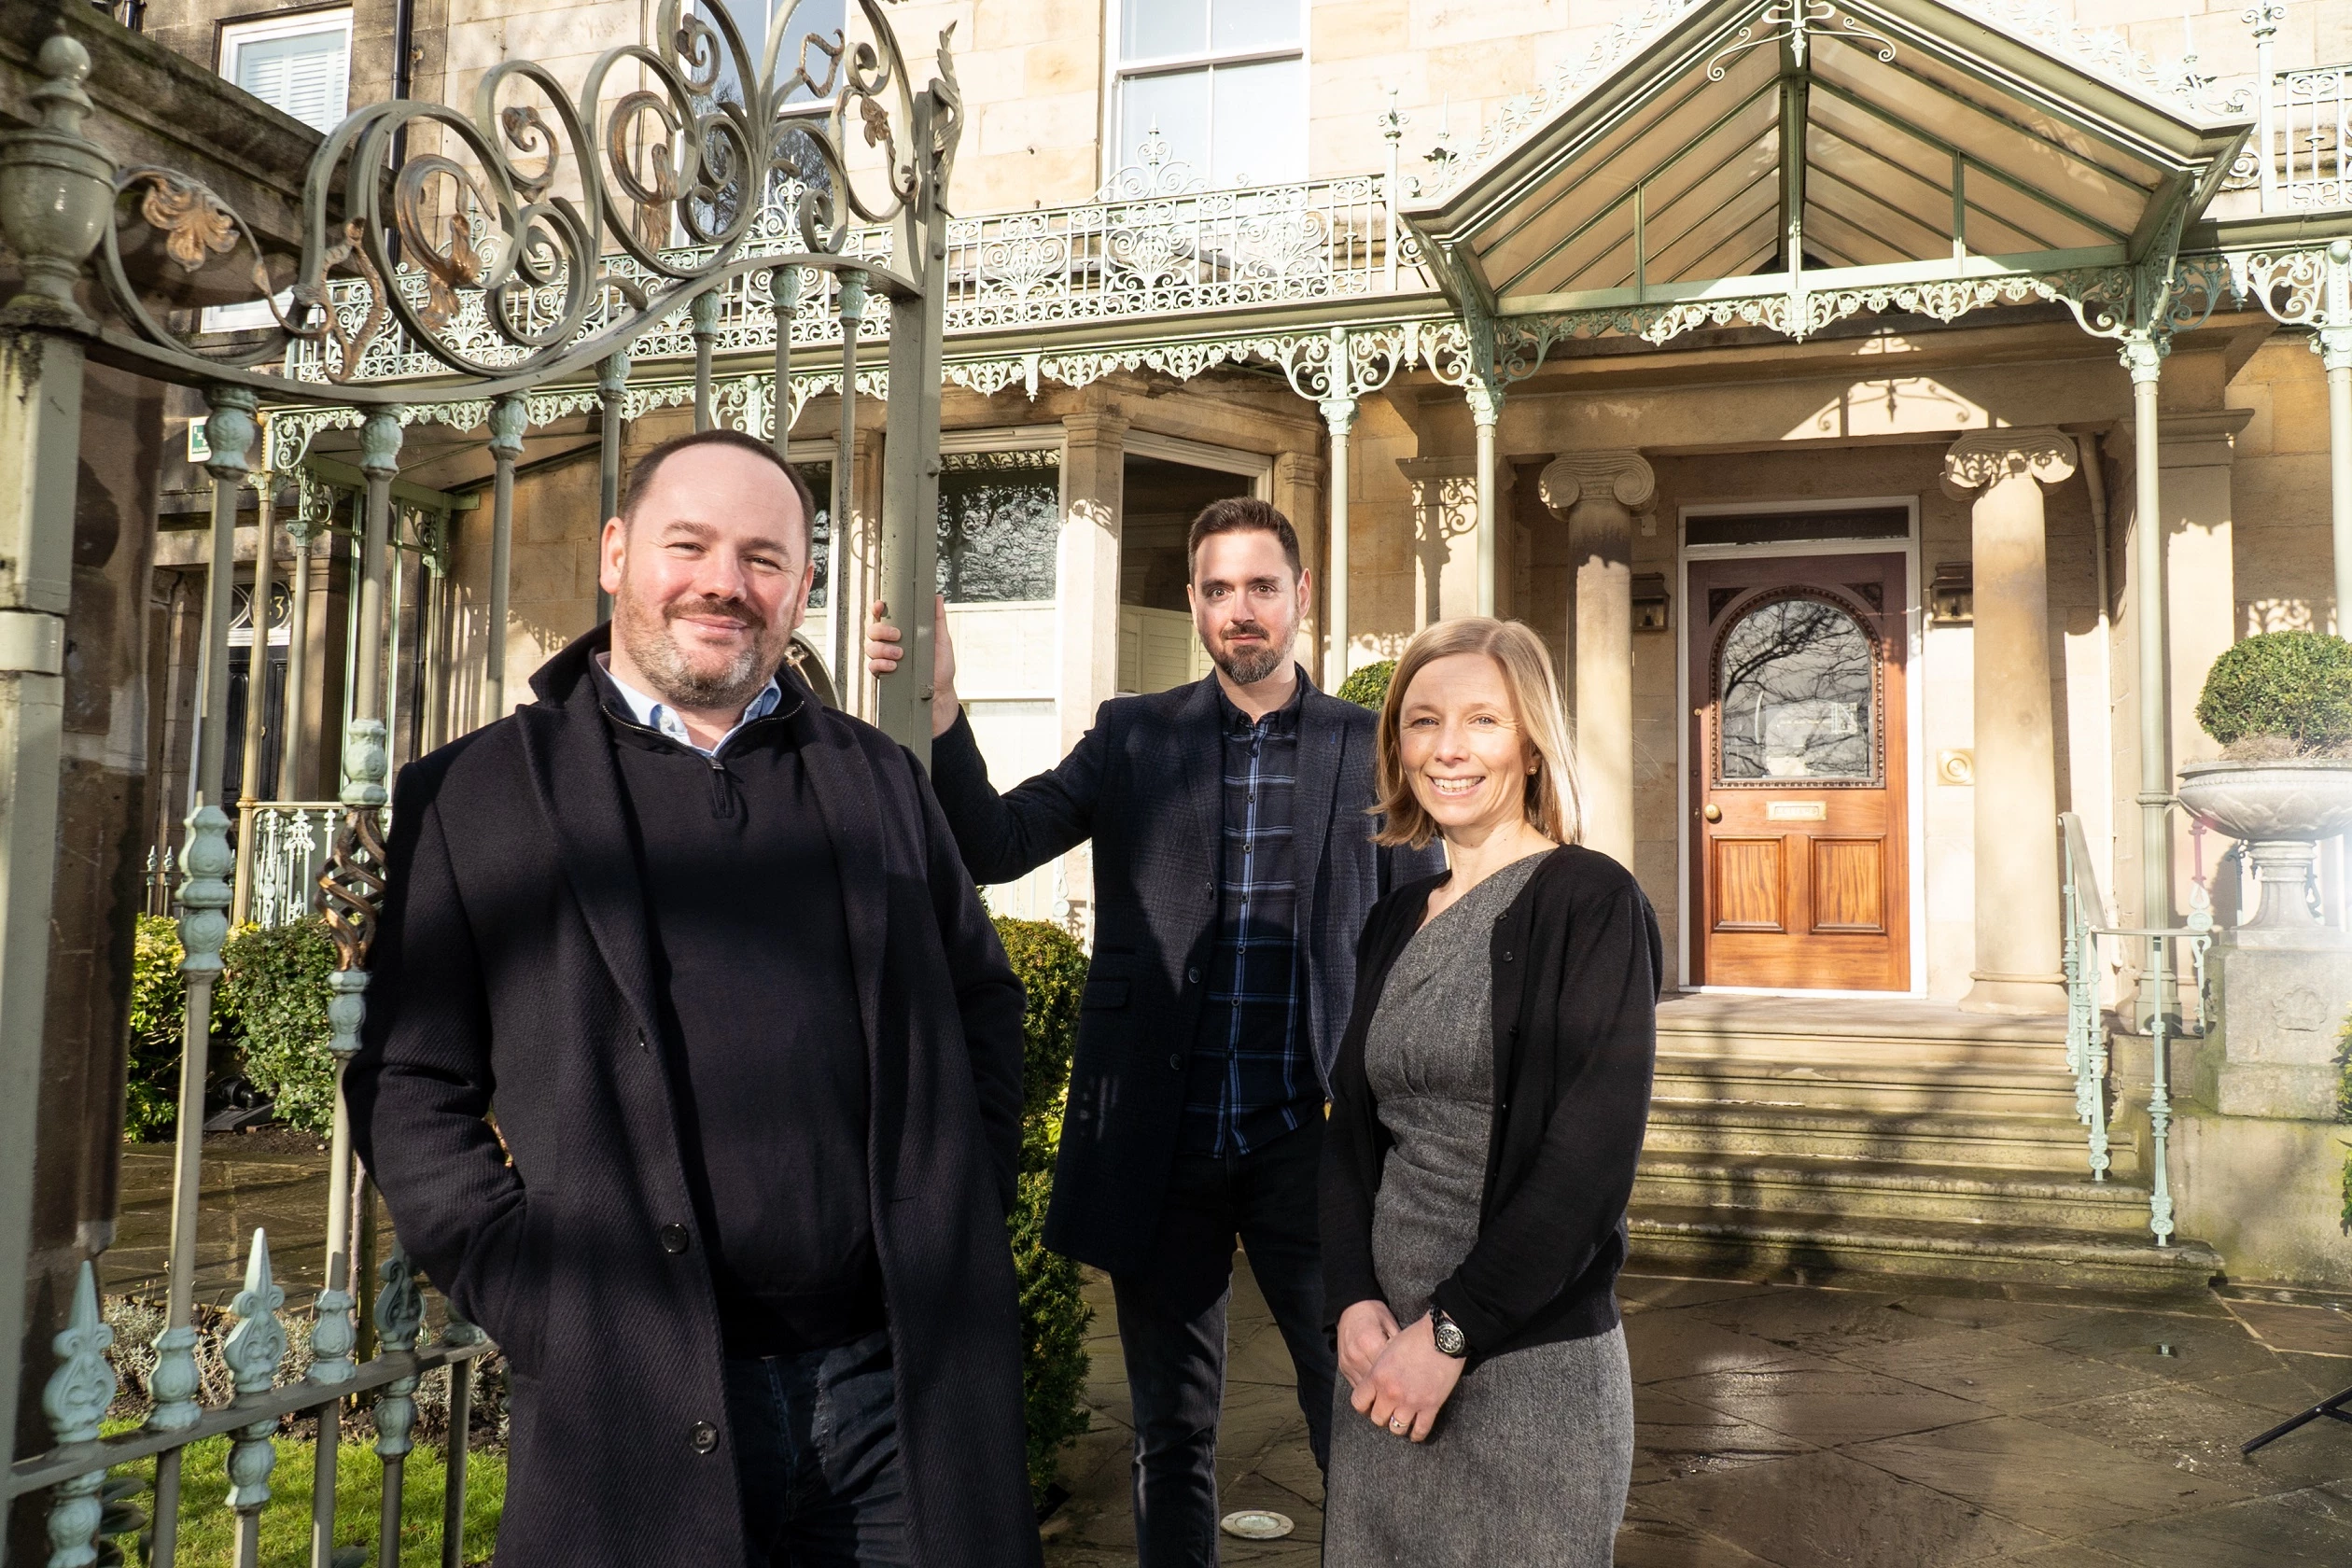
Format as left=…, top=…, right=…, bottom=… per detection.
left=2177, top=760, right=2352, bottom=1120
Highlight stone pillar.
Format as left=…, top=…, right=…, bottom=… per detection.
left=1057, top=408, right=1127, bottom=756
left=1270, top=447, right=1323, bottom=684
left=1538, top=452, right=1653, bottom=869
left=1469, top=381, right=1502, bottom=617
left=1941, top=428, right=2076, bottom=1015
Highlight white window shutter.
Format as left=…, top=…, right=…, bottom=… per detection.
left=234, top=26, right=349, bottom=133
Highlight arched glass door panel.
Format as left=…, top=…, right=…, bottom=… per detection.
left=1715, top=595, right=1878, bottom=784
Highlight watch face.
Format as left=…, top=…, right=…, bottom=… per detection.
left=1434, top=1318, right=1467, bottom=1357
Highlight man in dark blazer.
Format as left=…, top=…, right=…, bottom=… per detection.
left=348, top=428, right=1039, bottom=1568
left=869, top=498, right=1441, bottom=1567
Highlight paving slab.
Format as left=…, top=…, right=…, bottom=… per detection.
left=1636, top=1447, right=2057, bottom=1567
left=2078, top=1486, right=2352, bottom=1566
left=1846, top=1413, right=2252, bottom=1534
left=1836, top=1324, right=2171, bottom=1414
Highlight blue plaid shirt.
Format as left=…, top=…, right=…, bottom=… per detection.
left=1180, top=680, right=1315, bottom=1155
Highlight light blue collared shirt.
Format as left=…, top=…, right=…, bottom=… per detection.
left=596, top=652, right=785, bottom=757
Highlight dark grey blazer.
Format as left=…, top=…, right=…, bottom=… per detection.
left=928, top=668, right=1443, bottom=1276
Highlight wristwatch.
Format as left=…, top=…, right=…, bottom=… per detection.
left=1430, top=1309, right=1469, bottom=1359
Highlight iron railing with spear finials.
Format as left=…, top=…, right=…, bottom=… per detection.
left=0, top=2, right=959, bottom=1561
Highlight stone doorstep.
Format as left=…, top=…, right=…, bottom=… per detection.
left=1656, top=1058, right=2090, bottom=1114
left=1630, top=1206, right=2223, bottom=1294
left=1637, top=1154, right=2166, bottom=1233
left=1656, top=991, right=2071, bottom=1046
left=1644, top=1100, right=2124, bottom=1175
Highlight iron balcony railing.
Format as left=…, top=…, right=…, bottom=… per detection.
left=286, top=156, right=1435, bottom=386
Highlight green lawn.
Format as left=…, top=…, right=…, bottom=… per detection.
left=96, top=1425, right=504, bottom=1567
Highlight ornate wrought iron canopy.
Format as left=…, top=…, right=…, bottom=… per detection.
left=1401, top=0, right=2252, bottom=333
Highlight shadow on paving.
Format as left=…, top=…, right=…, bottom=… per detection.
left=1043, top=1262, right=2352, bottom=1567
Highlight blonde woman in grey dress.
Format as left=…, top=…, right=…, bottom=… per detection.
left=1320, top=617, right=1660, bottom=1567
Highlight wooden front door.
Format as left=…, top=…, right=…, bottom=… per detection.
left=1687, top=552, right=1910, bottom=990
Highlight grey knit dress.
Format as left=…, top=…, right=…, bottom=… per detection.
left=1323, top=854, right=1634, bottom=1568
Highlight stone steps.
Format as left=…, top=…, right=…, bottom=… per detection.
left=1629, top=1205, right=2223, bottom=1293
left=1643, top=1099, right=2132, bottom=1177
left=1630, top=994, right=2213, bottom=1293
left=1635, top=1153, right=2155, bottom=1232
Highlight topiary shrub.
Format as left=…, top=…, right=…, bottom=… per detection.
left=992, top=916, right=1093, bottom=1505
left=217, top=917, right=341, bottom=1137
left=1337, top=659, right=1396, bottom=711
left=2195, top=631, right=2352, bottom=759
left=126, top=915, right=189, bottom=1142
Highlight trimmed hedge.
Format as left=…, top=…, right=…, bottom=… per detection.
left=217, top=917, right=341, bottom=1136
left=2195, top=631, right=2352, bottom=758
left=1337, top=659, right=1396, bottom=711
left=126, top=916, right=188, bottom=1142
left=122, top=914, right=342, bottom=1141
left=992, top=917, right=1094, bottom=1502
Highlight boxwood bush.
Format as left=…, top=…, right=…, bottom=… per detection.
left=122, top=914, right=342, bottom=1141
left=126, top=915, right=189, bottom=1142
left=1337, top=658, right=1396, bottom=711
left=993, top=916, right=1094, bottom=1504
left=2194, top=631, right=2352, bottom=758
left=217, top=916, right=341, bottom=1136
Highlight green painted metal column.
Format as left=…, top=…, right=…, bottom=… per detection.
left=0, top=32, right=112, bottom=1529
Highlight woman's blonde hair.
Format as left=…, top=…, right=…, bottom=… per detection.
left=1371, top=617, right=1583, bottom=850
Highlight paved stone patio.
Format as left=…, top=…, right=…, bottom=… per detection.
left=1042, top=1259, right=2352, bottom=1567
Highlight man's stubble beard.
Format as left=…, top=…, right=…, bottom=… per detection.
left=616, top=580, right=785, bottom=711
left=1204, top=613, right=1295, bottom=687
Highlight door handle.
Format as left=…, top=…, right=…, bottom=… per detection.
left=1702, top=803, right=1722, bottom=822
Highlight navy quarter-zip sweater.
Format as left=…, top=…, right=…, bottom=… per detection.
left=597, top=670, right=882, bottom=1357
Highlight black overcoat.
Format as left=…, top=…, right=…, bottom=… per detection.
left=928, top=670, right=1442, bottom=1276
left=346, top=627, right=1041, bottom=1568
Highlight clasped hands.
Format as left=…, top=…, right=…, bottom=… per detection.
left=1337, top=1298, right=1465, bottom=1444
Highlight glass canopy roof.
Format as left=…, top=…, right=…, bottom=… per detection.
left=1405, top=0, right=2251, bottom=317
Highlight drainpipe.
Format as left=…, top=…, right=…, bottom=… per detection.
left=2082, top=430, right=2120, bottom=951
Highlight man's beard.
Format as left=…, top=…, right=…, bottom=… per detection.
left=617, top=588, right=783, bottom=711
left=1206, top=617, right=1291, bottom=686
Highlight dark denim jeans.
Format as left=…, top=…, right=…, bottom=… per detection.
left=722, top=1328, right=910, bottom=1568
left=1110, top=1115, right=1334, bottom=1568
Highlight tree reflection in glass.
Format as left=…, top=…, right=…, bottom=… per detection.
left=1717, top=595, right=1874, bottom=780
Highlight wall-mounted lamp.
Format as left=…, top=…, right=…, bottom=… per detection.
left=1631, top=572, right=1671, bottom=631
left=1928, top=561, right=1973, bottom=624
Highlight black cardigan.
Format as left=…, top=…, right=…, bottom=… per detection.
left=1320, top=845, right=1661, bottom=1361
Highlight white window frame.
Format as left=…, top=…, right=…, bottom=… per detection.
left=1101, top=0, right=1309, bottom=189
left=217, top=7, right=353, bottom=127
left=207, top=8, right=352, bottom=333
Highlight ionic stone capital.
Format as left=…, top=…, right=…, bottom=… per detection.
left=1538, top=451, right=1656, bottom=518
left=1939, top=427, right=2078, bottom=500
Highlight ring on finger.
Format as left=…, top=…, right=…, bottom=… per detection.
left=1388, top=1416, right=1407, bottom=1434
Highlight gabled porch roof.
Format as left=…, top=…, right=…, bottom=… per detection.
left=1402, top=0, right=2251, bottom=320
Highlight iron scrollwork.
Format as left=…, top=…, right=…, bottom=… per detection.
left=91, top=0, right=956, bottom=396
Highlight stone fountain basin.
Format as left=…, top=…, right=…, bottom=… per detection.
left=2177, top=758, right=2352, bottom=843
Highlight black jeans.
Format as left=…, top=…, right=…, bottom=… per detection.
left=1110, top=1114, right=1334, bottom=1568
left=722, top=1329, right=910, bottom=1568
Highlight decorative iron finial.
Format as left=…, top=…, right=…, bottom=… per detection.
left=41, top=1261, right=118, bottom=1568
left=224, top=1229, right=288, bottom=1398
left=371, top=1248, right=428, bottom=1463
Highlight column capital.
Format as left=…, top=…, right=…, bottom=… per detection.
left=1059, top=407, right=1130, bottom=447
left=1318, top=396, right=1356, bottom=435
left=1538, top=450, right=1654, bottom=517
left=1940, top=427, right=2077, bottom=499
left=1272, top=449, right=1321, bottom=488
